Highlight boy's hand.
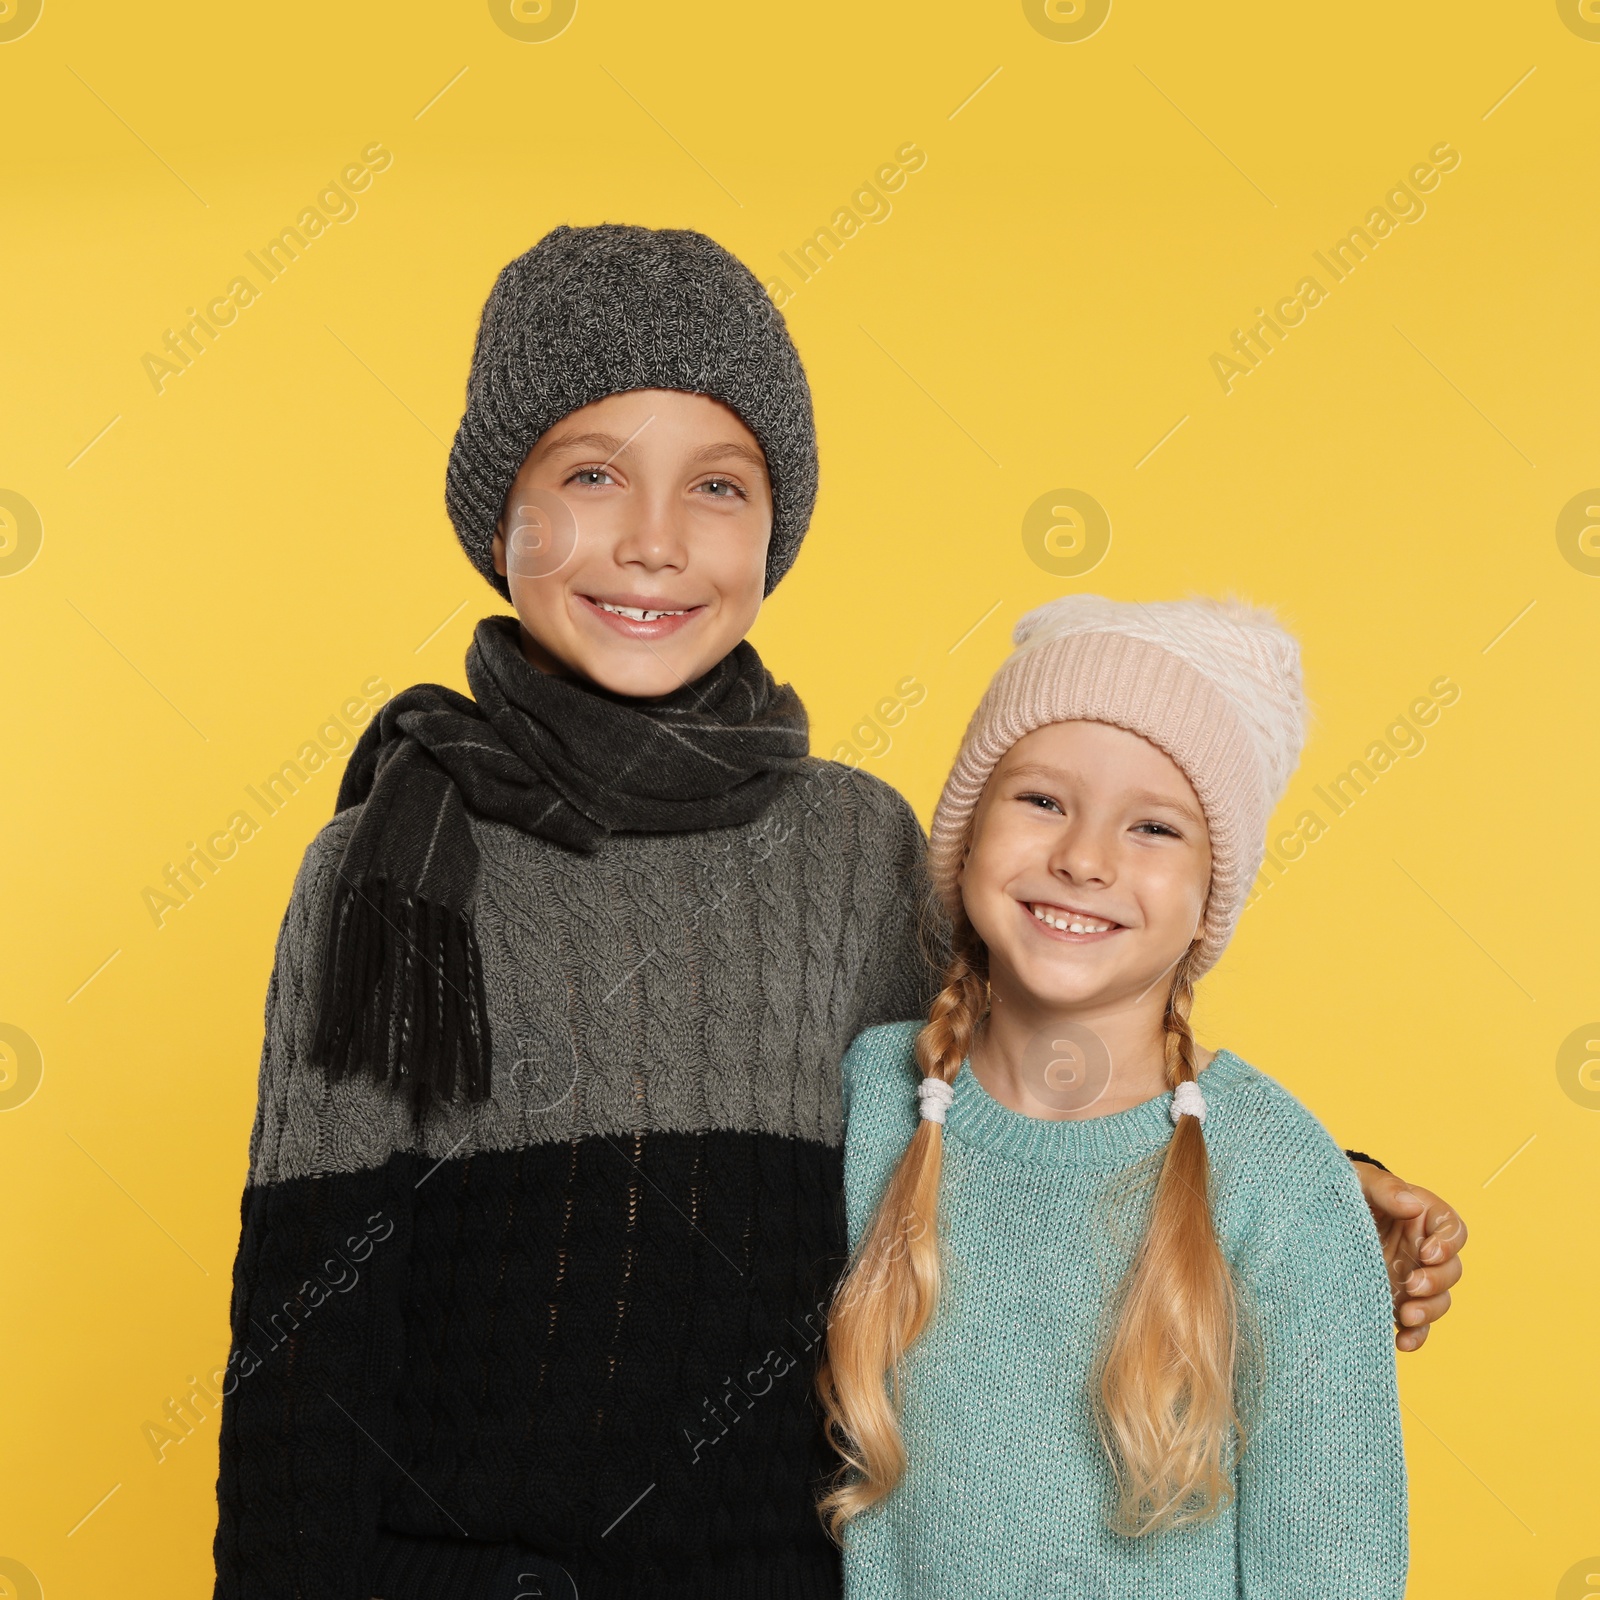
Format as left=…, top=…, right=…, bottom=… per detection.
left=1352, top=1162, right=1467, bottom=1352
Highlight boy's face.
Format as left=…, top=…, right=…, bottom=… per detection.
left=492, top=388, right=774, bottom=698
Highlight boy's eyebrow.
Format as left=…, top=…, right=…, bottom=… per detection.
left=535, top=430, right=768, bottom=475
left=537, top=429, right=629, bottom=459
left=1001, top=764, right=1204, bottom=824
left=686, top=440, right=769, bottom=474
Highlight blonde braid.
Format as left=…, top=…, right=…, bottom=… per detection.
left=816, top=912, right=988, bottom=1537
left=1096, top=939, right=1243, bottom=1535
left=1161, top=944, right=1200, bottom=1088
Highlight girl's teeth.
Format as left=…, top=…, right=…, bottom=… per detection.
left=1030, top=904, right=1112, bottom=933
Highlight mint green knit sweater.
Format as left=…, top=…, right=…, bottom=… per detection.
left=838, top=1022, right=1407, bottom=1599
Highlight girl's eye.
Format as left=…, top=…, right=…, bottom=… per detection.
left=1134, top=821, right=1180, bottom=838
left=1019, top=792, right=1062, bottom=814
left=697, top=477, right=747, bottom=500
left=568, top=467, right=615, bottom=488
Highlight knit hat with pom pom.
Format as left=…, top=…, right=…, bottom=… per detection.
left=926, top=594, right=1309, bottom=976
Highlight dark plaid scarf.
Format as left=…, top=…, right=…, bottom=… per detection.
left=309, top=613, right=810, bottom=1119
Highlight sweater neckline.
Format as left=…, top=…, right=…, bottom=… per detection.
left=947, top=1047, right=1252, bottom=1167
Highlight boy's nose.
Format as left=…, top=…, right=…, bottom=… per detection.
left=614, top=496, right=690, bottom=570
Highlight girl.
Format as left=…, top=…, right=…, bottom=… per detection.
left=818, top=594, right=1407, bottom=1597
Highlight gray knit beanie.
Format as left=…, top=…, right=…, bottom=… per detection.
left=445, top=223, right=818, bottom=601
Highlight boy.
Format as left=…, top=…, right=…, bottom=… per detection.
left=211, top=224, right=1463, bottom=1600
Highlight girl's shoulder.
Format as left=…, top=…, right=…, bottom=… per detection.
left=839, top=1022, right=924, bottom=1244
left=1199, top=1049, right=1375, bottom=1257
left=1200, top=1050, right=1351, bottom=1162
left=841, top=1020, right=923, bottom=1120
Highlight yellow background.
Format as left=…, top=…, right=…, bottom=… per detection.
left=2, top=0, right=1596, bottom=1593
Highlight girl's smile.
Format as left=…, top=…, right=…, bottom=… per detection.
left=962, top=720, right=1210, bottom=1030
left=955, top=719, right=1214, bottom=1124
left=1023, top=899, right=1124, bottom=939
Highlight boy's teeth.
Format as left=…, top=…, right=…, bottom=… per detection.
left=1030, top=903, right=1114, bottom=934
left=596, top=599, right=690, bottom=622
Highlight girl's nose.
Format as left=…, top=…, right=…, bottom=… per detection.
left=1049, top=824, right=1114, bottom=885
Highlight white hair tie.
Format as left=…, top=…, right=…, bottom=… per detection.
left=918, top=1077, right=956, bottom=1125
left=1170, top=1080, right=1207, bottom=1126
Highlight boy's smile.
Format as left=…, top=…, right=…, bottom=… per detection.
left=492, top=387, right=774, bottom=698
left=578, top=591, right=706, bottom=640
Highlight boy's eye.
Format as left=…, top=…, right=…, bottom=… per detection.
left=568, top=467, right=615, bottom=488
left=696, top=477, right=746, bottom=499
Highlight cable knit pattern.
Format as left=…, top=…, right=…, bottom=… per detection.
left=213, top=760, right=944, bottom=1600
left=838, top=1023, right=1408, bottom=1600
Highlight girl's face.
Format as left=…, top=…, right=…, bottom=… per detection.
left=960, top=720, right=1212, bottom=1016
left=491, top=388, right=773, bottom=698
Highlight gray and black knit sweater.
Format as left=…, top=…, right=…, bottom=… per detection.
left=211, top=758, right=941, bottom=1600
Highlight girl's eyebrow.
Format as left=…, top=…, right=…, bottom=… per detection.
left=1126, top=788, right=1205, bottom=825
left=1002, top=764, right=1204, bottom=825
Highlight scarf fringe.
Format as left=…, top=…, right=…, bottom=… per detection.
left=310, top=874, right=493, bottom=1121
